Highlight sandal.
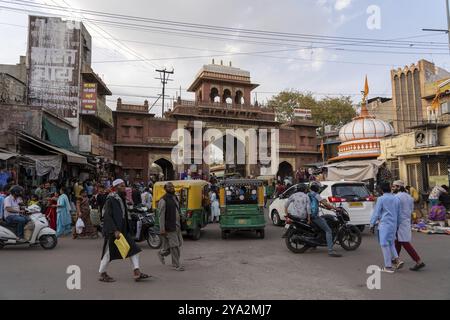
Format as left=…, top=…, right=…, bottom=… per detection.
left=134, top=273, right=151, bottom=282
left=99, top=273, right=116, bottom=283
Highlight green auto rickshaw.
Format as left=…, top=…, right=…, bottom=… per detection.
left=218, top=179, right=266, bottom=239
left=152, top=180, right=210, bottom=240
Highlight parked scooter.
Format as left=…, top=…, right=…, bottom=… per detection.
left=128, top=204, right=162, bottom=249
left=282, top=206, right=361, bottom=253
left=0, top=205, right=57, bottom=250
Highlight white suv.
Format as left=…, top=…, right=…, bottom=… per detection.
left=268, top=181, right=375, bottom=231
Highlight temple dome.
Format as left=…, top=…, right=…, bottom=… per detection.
left=339, top=116, right=394, bottom=142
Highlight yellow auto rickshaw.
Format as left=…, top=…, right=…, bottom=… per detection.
left=152, top=180, right=210, bottom=240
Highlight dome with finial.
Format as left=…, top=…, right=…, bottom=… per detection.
left=338, top=112, right=394, bottom=142
left=329, top=77, right=394, bottom=162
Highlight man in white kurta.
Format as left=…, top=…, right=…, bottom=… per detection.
left=392, top=180, right=425, bottom=271
left=370, top=182, right=403, bottom=273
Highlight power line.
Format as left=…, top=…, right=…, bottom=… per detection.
left=10, top=0, right=447, bottom=46
left=50, top=0, right=162, bottom=71
left=1, top=1, right=448, bottom=49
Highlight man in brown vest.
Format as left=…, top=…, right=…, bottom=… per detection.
left=157, top=182, right=184, bottom=271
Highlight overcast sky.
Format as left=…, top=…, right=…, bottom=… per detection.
left=0, top=0, right=449, bottom=116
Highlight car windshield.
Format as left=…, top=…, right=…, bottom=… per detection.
left=332, top=184, right=370, bottom=201
left=225, top=185, right=258, bottom=205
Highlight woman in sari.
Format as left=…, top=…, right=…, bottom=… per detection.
left=56, top=187, right=72, bottom=237
left=44, top=192, right=58, bottom=231
left=74, top=190, right=98, bottom=239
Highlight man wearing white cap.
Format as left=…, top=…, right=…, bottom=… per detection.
left=392, top=180, right=425, bottom=271
left=99, top=179, right=150, bottom=282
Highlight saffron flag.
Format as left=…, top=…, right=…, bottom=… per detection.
left=364, top=76, right=370, bottom=99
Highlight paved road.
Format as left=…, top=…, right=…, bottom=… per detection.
left=1, top=216, right=449, bottom=300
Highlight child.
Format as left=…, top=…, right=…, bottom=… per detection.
left=28, top=194, right=40, bottom=207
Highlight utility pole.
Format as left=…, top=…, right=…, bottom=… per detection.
left=155, top=68, right=174, bottom=117
left=422, top=0, right=450, bottom=54
left=447, top=0, right=450, bottom=54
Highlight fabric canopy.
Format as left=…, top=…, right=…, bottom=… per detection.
left=42, top=117, right=73, bottom=149
left=26, top=155, right=62, bottom=180
left=325, top=160, right=385, bottom=182
left=20, top=133, right=87, bottom=165
left=0, top=151, right=18, bottom=160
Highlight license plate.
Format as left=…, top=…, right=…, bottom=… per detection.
left=285, top=224, right=290, bottom=229
left=349, top=202, right=363, bottom=207
left=238, top=219, right=247, bottom=225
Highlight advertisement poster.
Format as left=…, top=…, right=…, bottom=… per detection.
left=27, top=16, right=81, bottom=118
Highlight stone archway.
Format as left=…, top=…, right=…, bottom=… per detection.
left=210, top=87, right=220, bottom=103
left=150, top=157, right=175, bottom=181
left=223, top=89, right=232, bottom=104
left=210, top=132, right=251, bottom=178
left=235, top=90, right=244, bottom=105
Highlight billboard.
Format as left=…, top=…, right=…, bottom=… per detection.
left=27, top=16, right=81, bottom=118
left=294, top=108, right=312, bottom=119
left=81, top=82, right=97, bottom=115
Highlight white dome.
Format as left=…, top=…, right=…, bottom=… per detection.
left=339, top=117, right=394, bottom=142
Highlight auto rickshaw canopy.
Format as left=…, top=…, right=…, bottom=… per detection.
left=152, top=180, right=209, bottom=210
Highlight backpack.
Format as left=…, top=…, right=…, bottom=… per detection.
left=308, top=192, right=319, bottom=216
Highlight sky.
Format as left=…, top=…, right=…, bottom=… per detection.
left=0, top=0, right=449, bottom=117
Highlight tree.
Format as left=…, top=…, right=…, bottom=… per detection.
left=313, top=96, right=356, bottom=128
left=267, top=90, right=317, bottom=122
left=268, top=91, right=356, bottom=130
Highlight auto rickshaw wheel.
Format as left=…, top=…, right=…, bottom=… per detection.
left=257, top=229, right=265, bottom=239
left=221, top=230, right=229, bottom=239
left=191, top=228, right=201, bottom=241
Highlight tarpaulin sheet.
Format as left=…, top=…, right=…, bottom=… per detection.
left=325, top=160, right=385, bottom=181
left=26, top=155, right=62, bottom=180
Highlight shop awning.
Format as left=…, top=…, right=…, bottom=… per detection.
left=0, top=151, right=18, bottom=160
left=19, top=133, right=87, bottom=165
left=395, top=146, right=450, bottom=157
left=42, top=117, right=73, bottom=149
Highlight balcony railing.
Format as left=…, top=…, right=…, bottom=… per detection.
left=79, top=133, right=114, bottom=159
left=81, top=98, right=113, bottom=127
left=173, top=99, right=272, bottom=112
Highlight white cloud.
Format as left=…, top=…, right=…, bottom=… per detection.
left=297, top=48, right=328, bottom=71
left=335, top=0, right=352, bottom=11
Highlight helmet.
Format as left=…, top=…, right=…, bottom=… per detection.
left=9, top=185, right=24, bottom=197
left=310, top=181, right=322, bottom=192
left=310, top=181, right=322, bottom=187
left=296, top=184, right=308, bottom=193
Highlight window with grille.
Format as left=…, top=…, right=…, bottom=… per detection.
left=388, top=160, right=400, bottom=181
left=407, top=163, right=423, bottom=192
left=426, top=159, right=448, bottom=190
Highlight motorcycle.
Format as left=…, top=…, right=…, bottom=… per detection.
left=128, top=204, right=162, bottom=249
left=282, top=206, right=361, bottom=253
left=0, top=205, right=57, bottom=250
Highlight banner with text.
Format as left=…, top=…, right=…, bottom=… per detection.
left=81, top=83, right=97, bottom=115
left=27, top=16, right=81, bottom=118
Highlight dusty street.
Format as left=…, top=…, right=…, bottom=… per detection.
left=1, top=215, right=449, bottom=300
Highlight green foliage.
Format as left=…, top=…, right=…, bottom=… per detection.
left=268, top=90, right=356, bottom=128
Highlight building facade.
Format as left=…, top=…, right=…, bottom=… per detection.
left=391, top=59, right=450, bottom=134
left=114, top=62, right=320, bottom=183
left=379, top=76, right=450, bottom=194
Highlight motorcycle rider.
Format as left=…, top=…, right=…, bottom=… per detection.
left=284, top=184, right=311, bottom=219
left=309, top=182, right=342, bottom=258
left=3, top=185, right=29, bottom=241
